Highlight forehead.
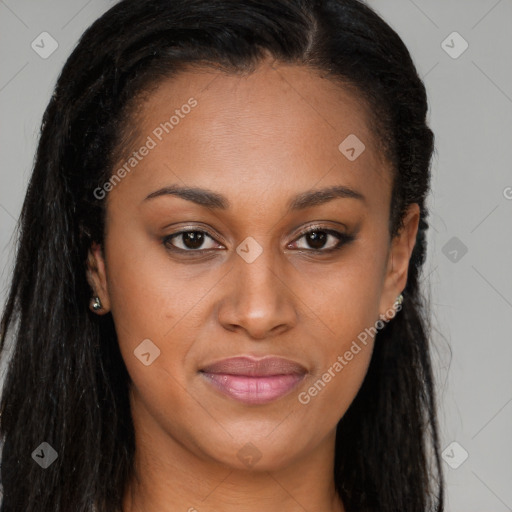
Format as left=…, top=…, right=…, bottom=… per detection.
left=110, top=59, right=392, bottom=214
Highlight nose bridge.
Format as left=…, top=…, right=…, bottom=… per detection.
left=237, top=235, right=280, bottom=292
left=236, top=234, right=284, bottom=305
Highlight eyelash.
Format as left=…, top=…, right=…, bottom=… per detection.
left=162, top=225, right=355, bottom=255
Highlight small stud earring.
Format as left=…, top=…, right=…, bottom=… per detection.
left=379, top=293, right=405, bottom=323
left=91, top=296, right=102, bottom=311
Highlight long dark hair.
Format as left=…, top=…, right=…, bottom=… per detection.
left=0, top=1, right=444, bottom=510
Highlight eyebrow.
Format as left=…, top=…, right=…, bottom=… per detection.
left=143, top=184, right=366, bottom=210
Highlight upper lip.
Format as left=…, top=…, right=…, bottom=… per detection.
left=200, top=356, right=308, bottom=377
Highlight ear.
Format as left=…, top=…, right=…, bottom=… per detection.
left=378, top=203, right=420, bottom=320
left=86, top=241, right=111, bottom=314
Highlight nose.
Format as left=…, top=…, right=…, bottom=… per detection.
left=216, top=241, right=298, bottom=340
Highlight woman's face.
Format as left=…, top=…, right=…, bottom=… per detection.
left=88, top=58, right=419, bottom=472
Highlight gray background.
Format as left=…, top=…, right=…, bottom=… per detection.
left=0, top=1, right=511, bottom=510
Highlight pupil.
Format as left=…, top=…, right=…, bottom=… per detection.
left=183, top=231, right=204, bottom=249
left=307, top=231, right=326, bottom=249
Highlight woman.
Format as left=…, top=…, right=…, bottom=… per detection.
left=0, top=0, right=444, bottom=511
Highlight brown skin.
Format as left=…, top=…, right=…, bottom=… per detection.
left=87, top=58, right=419, bottom=512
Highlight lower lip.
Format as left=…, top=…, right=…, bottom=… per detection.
left=200, top=372, right=305, bottom=405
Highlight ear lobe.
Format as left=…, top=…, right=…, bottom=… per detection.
left=86, top=242, right=111, bottom=314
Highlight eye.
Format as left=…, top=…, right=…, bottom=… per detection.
left=163, top=230, right=223, bottom=252
left=289, top=226, right=355, bottom=253
left=163, top=226, right=355, bottom=255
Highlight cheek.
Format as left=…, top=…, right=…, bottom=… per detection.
left=293, top=247, right=386, bottom=418
left=296, top=248, right=386, bottom=342
left=104, top=226, right=209, bottom=337
left=295, top=270, right=381, bottom=425
left=102, top=232, right=199, bottom=381
left=296, top=343, right=373, bottom=439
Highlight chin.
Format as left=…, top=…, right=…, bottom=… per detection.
left=200, top=433, right=308, bottom=473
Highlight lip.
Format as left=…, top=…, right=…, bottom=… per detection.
left=199, top=356, right=307, bottom=405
